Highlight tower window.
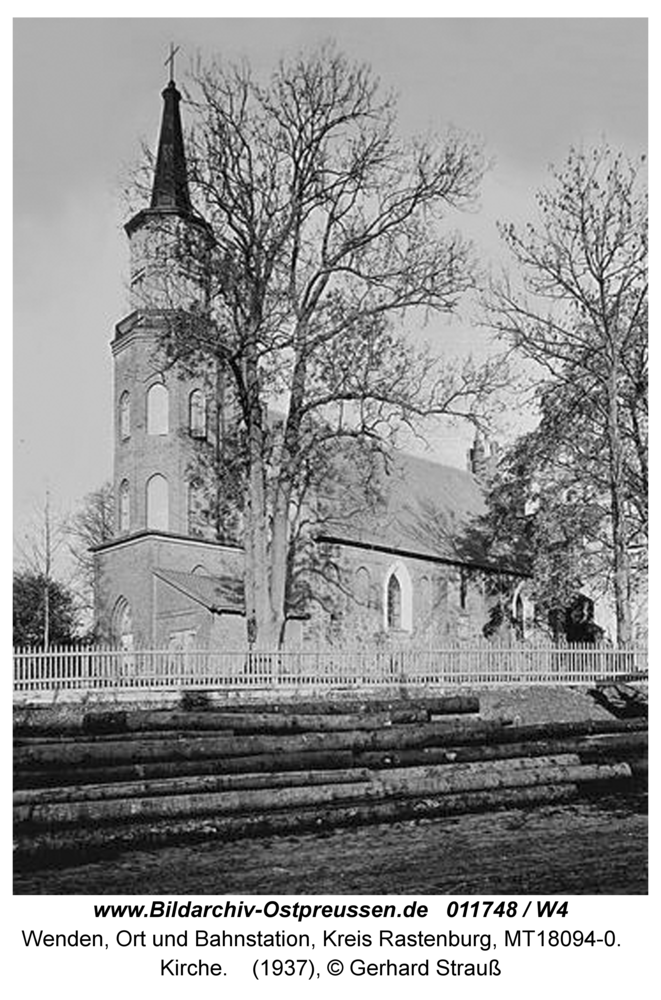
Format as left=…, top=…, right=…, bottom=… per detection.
left=188, top=479, right=205, bottom=536
left=146, top=474, right=169, bottom=531
left=147, top=383, right=169, bottom=435
left=119, top=479, right=130, bottom=534
left=189, top=389, right=207, bottom=439
left=119, top=391, right=131, bottom=441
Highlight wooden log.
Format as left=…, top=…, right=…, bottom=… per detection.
left=16, top=716, right=646, bottom=773
left=13, top=766, right=375, bottom=806
left=72, top=699, right=475, bottom=736
left=13, top=754, right=582, bottom=807
left=579, top=731, right=648, bottom=750
left=14, top=724, right=647, bottom=791
left=16, top=707, right=428, bottom=742
left=14, top=698, right=470, bottom=737
left=119, top=710, right=413, bottom=734
left=14, top=730, right=228, bottom=746
left=14, top=718, right=509, bottom=771
left=13, top=709, right=83, bottom=736
left=15, top=725, right=650, bottom=757
left=13, top=728, right=647, bottom=790
left=13, top=783, right=578, bottom=868
left=484, top=718, right=647, bottom=743
left=176, top=694, right=481, bottom=717
left=356, top=731, right=648, bottom=769
left=13, top=749, right=358, bottom=790
left=14, top=760, right=630, bottom=829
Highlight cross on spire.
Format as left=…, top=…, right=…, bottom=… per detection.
left=165, top=43, right=180, bottom=83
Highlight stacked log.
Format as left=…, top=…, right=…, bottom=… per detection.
left=13, top=695, right=647, bottom=867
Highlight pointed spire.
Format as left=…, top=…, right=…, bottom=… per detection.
left=150, top=79, right=192, bottom=214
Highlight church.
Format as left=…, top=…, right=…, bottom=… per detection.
left=92, top=75, right=530, bottom=653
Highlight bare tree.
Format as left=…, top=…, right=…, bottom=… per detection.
left=14, top=491, right=67, bottom=648
left=143, top=46, right=503, bottom=647
left=486, top=145, right=647, bottom=645
left=67, top=482, right=115, bottom=626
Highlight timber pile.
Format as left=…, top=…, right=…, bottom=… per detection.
left=13, top=694, right=647, bottom=867
left=589, top=683, right=648, bottom=720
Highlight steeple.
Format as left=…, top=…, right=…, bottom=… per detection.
left=125, top=72, right=198, bottom=237
left=122, top=60, right=211, bottom=316
left=150, top=80, right=193, bottom=214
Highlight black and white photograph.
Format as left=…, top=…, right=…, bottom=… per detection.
left=13, top=17, right=648, bottom=899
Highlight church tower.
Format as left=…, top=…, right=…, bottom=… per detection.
left=114, top=76, right=211, bottom=540
left=93, top=71, right=245, bottom=650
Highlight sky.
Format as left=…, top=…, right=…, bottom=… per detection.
left=13, top=16, right=648, bottom=560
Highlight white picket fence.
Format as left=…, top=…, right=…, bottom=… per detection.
left=13, top=644, right=648, bottom=694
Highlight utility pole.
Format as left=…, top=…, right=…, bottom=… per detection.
left=43, top=491, right=51, bottom=650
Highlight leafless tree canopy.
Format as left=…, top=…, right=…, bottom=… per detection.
left=486, top=146, right=647, bottom=644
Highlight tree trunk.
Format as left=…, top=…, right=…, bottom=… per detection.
left=607, top=355, right=633, bottom=644
left=242, top=340, right=284, bottom=648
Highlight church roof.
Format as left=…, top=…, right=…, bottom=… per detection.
left=318, top=450, right=503, bottom=570
left=154, top=568, right=244, bottom=614
left=154, top=569, right=309, bottom=618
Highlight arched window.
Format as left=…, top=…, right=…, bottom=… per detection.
left=119, top=390, right=131, bottom=440
left=189, top=388, right=207, bottom=439
left=512, top=582, right=526, bottom=637
left=387, top=574, right=402, bottom=629
left=112, top=597, right=134, bottom=650
left=384, top=562, right=413, bottom=632
left=147, top=383, right=169, bottom=435
left=188, top=479, right=204, bottom=536
left=119, top=479, right=130, bottom=534
left=146, top=474, right=169, bottom=531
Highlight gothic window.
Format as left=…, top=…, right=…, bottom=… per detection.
left=119, top=479, right=130, bottom=534
left=189, top=388, right=207, bottom=439
left=512, top=583, right=526, bottom=637
left=387, top=574, right=402, bottom=630
left=146, top=474, right=169, bottom=531
left=147, top=383, right=169, bottom=435
left=112, top=597, right=134, bottom=650
left=384, top=562, right=413, bottom=632
left=119, top=391, right=131, bottom=440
